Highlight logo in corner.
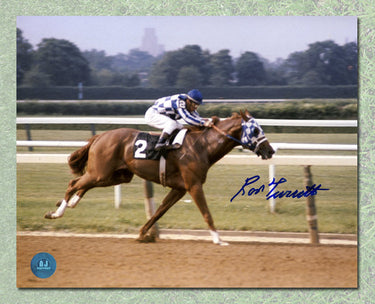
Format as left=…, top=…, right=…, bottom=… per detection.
left=30, top=252, right=56, bottom=279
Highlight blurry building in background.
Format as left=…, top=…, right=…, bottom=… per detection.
left=140, top=28, right=165, bottom=57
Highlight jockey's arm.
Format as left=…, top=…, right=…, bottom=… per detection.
left=177, top=107, right=206, bottom=126
left=177, top=108, right=213, bottom=127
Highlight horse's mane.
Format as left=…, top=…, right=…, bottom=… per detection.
left=211, top=116, right=221, bottom=125
left=212, top=113, right=241, bottom=124
left=186, top=113, right=241, bottom=133
left=230, top=112, right=241, bottom=119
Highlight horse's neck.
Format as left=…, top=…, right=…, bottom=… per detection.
left=205, top=118, right=242, bottom=165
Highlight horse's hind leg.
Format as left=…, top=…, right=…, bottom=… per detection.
left=138, top=188, right=186, bottom=242
left=64, top=169, right=134, bottom=210
left=46, top=169, right=134, bottom=219
left=45, top=173, right=96, bottom=219
left=55, top=189, right=87, bottom=208
left=55, top=177, right=84, bottom=208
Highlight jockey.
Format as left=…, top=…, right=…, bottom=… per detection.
left=145, top=89, right=213, bottom=151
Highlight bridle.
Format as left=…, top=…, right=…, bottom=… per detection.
left=212, top=124, right=267, bottom=153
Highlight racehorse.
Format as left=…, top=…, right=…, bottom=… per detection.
left=45, top=110, right=275, bottom=246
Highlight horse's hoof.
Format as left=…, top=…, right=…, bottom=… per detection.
left=136, top=234, right=156, bottom=243
left=219, top=241, right=229, bottom=246
left=214, top=240, right=229, bottom=246
left=44, top=211, right=55, bottom=219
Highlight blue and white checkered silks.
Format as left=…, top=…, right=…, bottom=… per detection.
left=151, top=94, right=205, bottom=126
left=240, top=118, right=267, bottom=151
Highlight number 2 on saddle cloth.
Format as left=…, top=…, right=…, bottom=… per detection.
left=133, top=129, right=187, bottom=160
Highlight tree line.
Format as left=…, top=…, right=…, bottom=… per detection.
left=17, top=28, right=357, bottom=88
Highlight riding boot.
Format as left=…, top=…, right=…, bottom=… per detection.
left=155, top=132, right=170, bottom=151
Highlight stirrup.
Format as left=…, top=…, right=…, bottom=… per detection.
left=155, top=132, right=170, bottom=151
left=155, top=142, right=168, bottom=151
left=166, top=143, right=181, bottom=150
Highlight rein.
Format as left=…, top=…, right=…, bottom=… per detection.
left=212, top=125, right=244, bottom=146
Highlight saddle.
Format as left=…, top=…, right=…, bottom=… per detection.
left=133, top=129, right=188, bottom=160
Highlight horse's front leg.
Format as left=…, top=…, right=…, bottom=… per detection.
left=189, top=184, right=229, bottom=246
left=138, top=188, right=186, bottom=242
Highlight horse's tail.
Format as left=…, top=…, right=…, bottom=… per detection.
left=68, top=135, right=100, bottom=175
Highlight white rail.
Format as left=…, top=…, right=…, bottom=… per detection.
left=17, top=116, right=357, bottom=127
left=272, top=143, right=357, bottom=151
left=17, top=140, right=88, bottom=147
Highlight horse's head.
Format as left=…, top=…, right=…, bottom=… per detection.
left=240, top=110, right=275, bottom=159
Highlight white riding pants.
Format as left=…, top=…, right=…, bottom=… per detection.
left=145, top=107, right=183, bottom=135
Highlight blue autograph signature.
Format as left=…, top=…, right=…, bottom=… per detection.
left=230, top=175, right=329, bottom=202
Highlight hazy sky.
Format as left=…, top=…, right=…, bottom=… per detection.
left=17, top=16, right=357, bottom=62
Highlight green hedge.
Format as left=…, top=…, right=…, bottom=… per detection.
left=17, top=101, right=152, bottom=116
left=17, top=85, right=358, bottom=100
left=17, top=100, right=357, bottom=120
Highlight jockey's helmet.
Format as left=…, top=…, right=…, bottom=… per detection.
left=187, top=89, right=203, bottom=105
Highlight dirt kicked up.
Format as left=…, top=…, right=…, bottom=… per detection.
left=17, top=235, right=357, bottom=288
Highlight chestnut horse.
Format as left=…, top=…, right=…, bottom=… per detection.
left=45, top=110, right=274, bottom=245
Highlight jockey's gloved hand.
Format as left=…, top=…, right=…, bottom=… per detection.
left=204, top=120, right=214, bottom=128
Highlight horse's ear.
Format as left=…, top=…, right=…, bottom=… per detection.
left=211, top=116, right=220, bottom=125
left=245, top=109, right=252, bottom=119
left=240, top=110, right=250, bottom=122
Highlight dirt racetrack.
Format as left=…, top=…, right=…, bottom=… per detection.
left=17, top=235, right=357, bottom=288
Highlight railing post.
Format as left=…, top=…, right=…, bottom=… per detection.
left=114, top=185, right=121, bottom=209
left=25, top=124, right=33, bottom=151
left=304, top=165, right=319, bottom=244
left=90, top=124, right=96, bottom=136
left=78, top=82, right=83, bottom=100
